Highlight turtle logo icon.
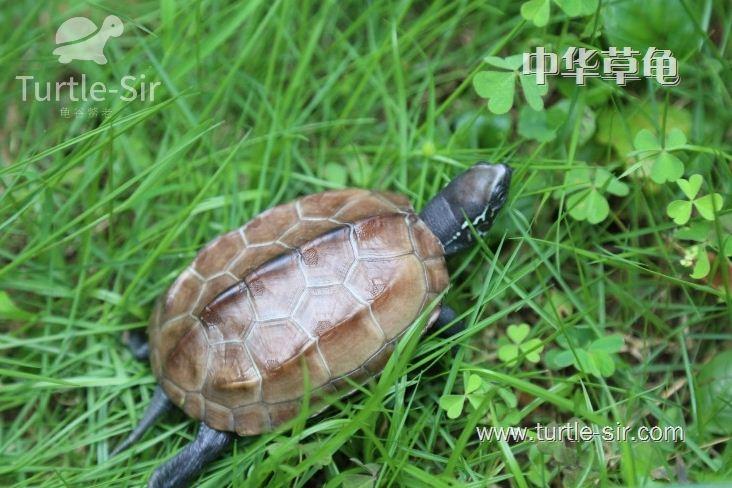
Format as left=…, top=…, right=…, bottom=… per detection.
left=52, top=15, right=123, bottom=65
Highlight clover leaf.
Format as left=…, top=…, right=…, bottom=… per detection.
left=666, top=174, right=724, bottom=225
left=681, top=245, right=710, bottom=280
left=632, top=128, right=687, bottom=184
left=521, top=0, right=598, bottom=27
left=498, top=323, right=544, bottom=365
left=555, top=0, right=599, bottom=16
left=549, top=334, right=623, bottom=378
left=439, top=374, right=519, bottom=422
left=473, top=55, right=548, bottom=114
left=521, top=0, right=551, bottom=27
left=677, top=219, right=732, bottom=280
left=561, top=166, right=629, bottom=224
left=678, top=219, right=732, bottom=257
left=696, top=350, right=732, bottom=435
left=439, top=373, right=483, bottom=419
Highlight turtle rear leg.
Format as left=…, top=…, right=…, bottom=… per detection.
left=112, top=386, right=171, bottom=456
left=123, top=328, right=150, bottom=361
left=148, top=422, right=234, bottom=488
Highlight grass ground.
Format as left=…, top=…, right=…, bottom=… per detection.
left=1, top=0, right=731, bottom=486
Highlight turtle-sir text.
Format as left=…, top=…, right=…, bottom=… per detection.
left=15, top=74, right=161, bottom=102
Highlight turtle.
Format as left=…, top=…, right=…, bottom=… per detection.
left=113, top=162, right=512, bottom=487
left=52, top=15, right=123, bottom=65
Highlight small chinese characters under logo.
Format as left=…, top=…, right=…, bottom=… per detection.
left=523, top=47, right=679, bottom=86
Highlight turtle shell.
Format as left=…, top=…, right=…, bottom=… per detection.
left=148, top=189, right=448, bottom=435
left=55, top=17, right=98, bottom=44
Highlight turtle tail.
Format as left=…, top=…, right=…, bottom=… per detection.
left=111, top=386, right=171, bottom=456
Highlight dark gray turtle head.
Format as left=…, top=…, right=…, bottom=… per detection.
left=420, top=162, right=512, bottom=255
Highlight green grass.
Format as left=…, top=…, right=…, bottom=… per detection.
left=1, top=0, right=731, bottom=486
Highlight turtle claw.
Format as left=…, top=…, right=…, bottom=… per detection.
left=111, top=386, right=171, bottom=456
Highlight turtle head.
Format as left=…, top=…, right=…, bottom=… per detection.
left=419, top=162, right=512, bottom=255
left=102, top=15, right=124, bottom=38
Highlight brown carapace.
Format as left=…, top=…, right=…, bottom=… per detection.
left=148, top=189, right=449, bottom=435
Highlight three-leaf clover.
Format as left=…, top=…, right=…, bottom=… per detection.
left=438, top=373, right=519, bottom=422
left=676, top=218, right=732, bottom=280
left=439, top=373, right=483, bottom=419
left=473, top=55, right=548, bottom=114
left=560, top=166, right=629, bottom=224
left=679, top=245, right=711, bottom=280
left=549, top=334, right=624, bottom=378
left=521, top=0, right=598, bottom=27
left=517, top=100, right=597, bottom=144
left=498, top=323, right=544, bottom=365
left=666, top=174, right=724, bottom=225
left=632, top=128, right=687, bottom=183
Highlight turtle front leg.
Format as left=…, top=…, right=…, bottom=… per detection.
left=123, top=329, right=150, bottom=361
left=148, top=422, right=234, bottom=488
left=434, top=306, right=466, bottom=357
left=434, top=306, right=465, bottom=339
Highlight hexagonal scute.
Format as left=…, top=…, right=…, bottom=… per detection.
left=182, top=392, right=204, bottom=420
left=331, top=366, right=371, bottom=392
left=245, top=321, right=330, bottom=402
left=377, top=191, right=412, bottom=213
left=263, top=346, right=330, bottom=403
left=410, top=218, right=445, bottom=259
left=161, top=378, right=185, bottom=406
left=294, top=285, right=362, bottom=337
left=203, top=342, right=261, bottom=408
left=165, top=323, right=209, bottom=391
left=200, top=284, right=255, bottom=343
left=298, top=226, right=355, bottom=286
left=279, top=220, right=340, bottom=249
left=298, top=189, right=369, bottom=219
left=245, top=320, right=309, bottom=373
left=334, top=194, right=397, bottom=223
left=193, top=273, right=239, bottom=316
left=268, top=400, right=300, bottom=428
left=162, top=268, right=202, bottom=318
left=228, top=243, right=288, bottom=279
left=346, top=254, right=427, bottom=339
left=353, top=214, right=413, bottom=259
left=346, top=254, right=407, bottom=302
left=424, top=257, right=449, bottom=294
left=244, top=204, right=299, bottom=245
left=363, top=342, right=395, bottom=374
left=318, top=308, right=385, bottom=377
left=150, top=315, right=199, bottom=378
left=205, top=400, right=234, bottom=431
left=245, top=252, right=305, bottom=321
left=233, top=403, right=270, bottom=435
left=193, top=229, right=246, bottom=279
